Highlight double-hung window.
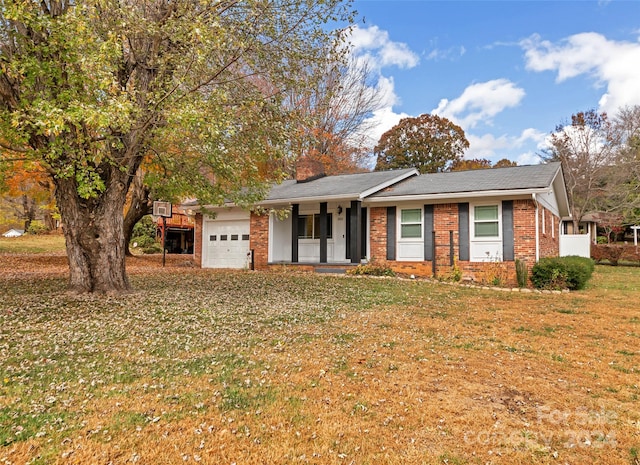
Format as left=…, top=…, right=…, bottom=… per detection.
left=400, top=208, right=422, bottom=239
left=473, top=205, right=499, bottom=238
left=297, top=214, right=332, bottom=239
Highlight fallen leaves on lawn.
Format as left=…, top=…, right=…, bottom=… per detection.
left=0, top=254, right=639, bottom=464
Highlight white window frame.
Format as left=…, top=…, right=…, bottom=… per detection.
left=297, top=213, right=333, bottom=240
left=399, top=207, right=423, bottom=240
left=470, top=203, right=502, bottom=241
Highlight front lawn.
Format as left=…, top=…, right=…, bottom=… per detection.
left=0, top=234, right=66, bottom=254
left=1, top=258, right=638, bottom=464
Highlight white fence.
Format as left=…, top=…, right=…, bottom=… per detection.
left=559, top=234, right=591, bottom=258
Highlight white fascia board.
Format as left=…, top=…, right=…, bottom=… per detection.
left=365, top=188, right=551, bottom=205
left=551, top=167, right=571, bottom=217
left=359, top=169, right=419, bottom=200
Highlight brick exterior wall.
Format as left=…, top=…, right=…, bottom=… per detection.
left=250, top=212, right=270, bottom=270
left=513, top=199, right=537, bottom=267
left=367, top=207, right=435, bottom=277
left=434, top=203, right=458, bottom=272
left=367, top=200, right=552, bottom=287
left=194, top=213, right=203, bottom=266
left=539, top=205, right=560, bottom=258
left=369, top=207, right=387, bottom=262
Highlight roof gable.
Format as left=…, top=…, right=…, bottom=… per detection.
left=261, top=168, right=418, bottom=204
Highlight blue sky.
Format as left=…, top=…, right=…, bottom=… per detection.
left=344, top=0, right=640, bottom=165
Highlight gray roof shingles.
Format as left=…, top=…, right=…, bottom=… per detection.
left=260, top=163, right=561, bottom=203
left=265, top=168, right=416, bottom=201
left=370, top=162, right=562, bottom=198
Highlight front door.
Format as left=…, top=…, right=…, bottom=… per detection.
left=345, top=207, right=367, bottom=260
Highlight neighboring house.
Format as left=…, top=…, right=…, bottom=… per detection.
left=2, top=228, right=25, bottom=238
left=193, top=161, right=570, bottom=286
left=559, top=212, right=599, bottom=258
left=155, top=205, right=195, bottom=254
left=561, top=213, right=599, bottom=241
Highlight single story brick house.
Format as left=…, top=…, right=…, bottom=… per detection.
left=192, top=161, right=570, bottom=286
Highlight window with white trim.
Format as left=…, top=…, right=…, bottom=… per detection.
left=297, top=214, right=332, bottom=239
left=400, top=208, right=422, bottom=238
left=473, top=205, right=499, bottom=238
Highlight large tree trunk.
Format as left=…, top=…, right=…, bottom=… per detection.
left=123, top=170, right=153, bottom=256
left=21, top=194, right=37, bottom=232
left=55, top=169, right=131, bottom=294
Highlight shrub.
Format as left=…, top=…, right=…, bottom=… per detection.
left=141, top=244, right=163, bottom=254
left=132, top=215, right=157, bottom=240
left=531, top=256, right=595, bottom=291
left=130, top=235, right=157, bottom=249
left=477, top=260, right=509, bottom=287
left=591, top=244, right=625, bottom=265
left=130, top=215, right=158, bottom=251
left=449, top=257, right=462, bottom=282
left=26, top=220, right=47, bottom=235
left=562, top=255, right=595, bottom=290
left=347, top=261, right=395, bottom=277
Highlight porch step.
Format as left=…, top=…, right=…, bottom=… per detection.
left=314, top=266, right=349, bottom=274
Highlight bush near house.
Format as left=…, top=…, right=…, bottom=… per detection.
left=531, top=256, right=595, bottom=291
left=130, top=215, right=162, bottom=254
left=591, top=243, right=640, bottom=266
left=346, top=261, right=396, bottom=277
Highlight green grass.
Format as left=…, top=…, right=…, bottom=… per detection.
left=588, top=265, right=640, bottom=291
left=0, top=234, right=66, bottom=253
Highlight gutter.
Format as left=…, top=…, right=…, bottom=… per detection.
left=365, top=187, right=553, bottom=204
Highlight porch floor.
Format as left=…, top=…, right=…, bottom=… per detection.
left=267, top=262, right=360, bottom=274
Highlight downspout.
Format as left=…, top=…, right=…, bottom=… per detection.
left=267, top=212, right=273, bottom=264
left=532, top=193, right=540, bottom=262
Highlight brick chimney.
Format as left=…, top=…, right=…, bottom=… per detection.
left=295, top=157, right=326, bottom=183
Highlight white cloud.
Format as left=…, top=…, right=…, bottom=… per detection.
left=374, top=75, right=400, bottom=109
left=361, top=106, right=409, bottom=148
left=515, top=151, right=543, bottom=166
left=521, top=32, right=640, bottom=113
left=466, top=133, right=511, bottom=158
left=348, top=25, right=420, bottom=70
left=465, top=128, right=545, bottom=164
left=426, top=45, right=466, bottom=61
left=344, top=25, right=419, bottom=149
left=432, top=79, right=526, bottom=129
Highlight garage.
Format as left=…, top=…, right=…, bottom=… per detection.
left=202, top=213, right=251, bottom=269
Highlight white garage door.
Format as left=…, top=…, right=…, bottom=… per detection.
left=203, top=219, right=250, bottom=269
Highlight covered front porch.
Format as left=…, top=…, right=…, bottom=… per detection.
left=268, top=200, right=368, bottom=265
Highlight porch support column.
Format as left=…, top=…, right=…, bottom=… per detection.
left=319, top=202, right=328, bottom=263
left=349, top=200, right=362, bottom=264
left=291, top=204, right=299, bottom=263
